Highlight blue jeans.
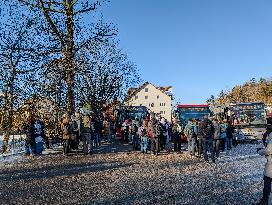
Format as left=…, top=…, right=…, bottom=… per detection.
left=202, top=138, right=215, bottom=162
left=93, top=133, right=101, bottom=148
left=226, top=138, right=232, bottom=150
left=214, top=139, right=221, bottom=158
left=104, top=135, right=111, bottom=142
left=141, top=137, right=148, bottom=153
left=188, top=137, right=196, bottom=155
left=25, top=140, right=36, bottom=155
left=82, top=133, right=93, bottom=155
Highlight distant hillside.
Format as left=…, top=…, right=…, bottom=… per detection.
left=207, top=78, right=272, bottom=105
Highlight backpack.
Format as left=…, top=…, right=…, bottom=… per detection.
left=220, top=124, right=226, bottom=133
left=131, top=124, right=138, bottom=134
left=72, top=120, right=78, bottom=132
left=189, top=126, right=195, bottom=137
left=64, top=123, right=72, bottom=135
left=203, top=120, right=214, bottom=138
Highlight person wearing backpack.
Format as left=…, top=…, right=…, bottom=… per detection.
left=81, top=114, right=93, bottom=155
left=199, top=115, right=215, bottom=163
left=148, top=113, right=160, bottom=156
left=220, top=120, right=227, bottom=152
left=226, top=122, right=234, bottom=150
left=159, top=118, right=168, bottom=151
left=213, top=118, right=221, bottom=159
left=22, top=114, right=36, bottom=155
left=70, top=112, right=81, bottom=150
left=185, top=119, right=197, bottom=156
left=61, top=114, right=73, bottom=155
left=172, top=118, right=182, bottom=153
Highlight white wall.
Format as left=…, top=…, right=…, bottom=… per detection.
left=126, top=83, right=172, bottom=121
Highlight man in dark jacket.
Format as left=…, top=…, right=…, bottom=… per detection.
left=226, top=122, right=234, bottom=150
left=172, top=119, right=182, bottom=152
left=199, top=115, right=215, bottom=163
left=23, top=115, right=35, bottom=155
left=148, top=113, right=160, bottom=155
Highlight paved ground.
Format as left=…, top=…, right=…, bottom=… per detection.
left=0, top=141, right=268, bottom=205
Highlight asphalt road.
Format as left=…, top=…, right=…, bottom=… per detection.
left=0, top=141, right=267, bottom=205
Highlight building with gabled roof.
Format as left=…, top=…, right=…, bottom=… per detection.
left=125, top=82, right=173, bottom=121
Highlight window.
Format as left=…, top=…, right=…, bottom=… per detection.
left=140, top=104, right=142, bottom=106
left=150, top=103, right=154, bottom=107
left=157, top=95, right=159, bottom=99
left=135, top=95, right=138, bottom=100
left=145, top=88, right=148, bottom=92
left=145, top=96, right=148, bottom=99
left=160, top=103, right=166, bottom=107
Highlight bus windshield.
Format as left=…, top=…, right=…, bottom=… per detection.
left=231, top=103, right=266, bottom=125
left=116, top=106, right=149, bottom=122
left=178, top=107, right=210, bottom=123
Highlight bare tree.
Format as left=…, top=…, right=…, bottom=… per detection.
left=0, top=1, right=40, bottom=134
left=19, top=0, right=115, bottom=118
left=74, top=39, right=140, bottom=117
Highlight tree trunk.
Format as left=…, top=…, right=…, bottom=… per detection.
left=8, top=63, right=16, bottom=132
left=65, top=0, right=75, bottom=117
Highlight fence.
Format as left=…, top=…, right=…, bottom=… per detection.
left=0, top=135, right=26, bottom=157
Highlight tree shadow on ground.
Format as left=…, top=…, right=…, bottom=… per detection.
left=0, top=160, right=135, bottom=182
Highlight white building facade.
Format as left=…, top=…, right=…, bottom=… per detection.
left=125, top=82, right=173, bottom=121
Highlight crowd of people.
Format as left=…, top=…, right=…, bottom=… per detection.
left=20, top=110, right=238, bottom=161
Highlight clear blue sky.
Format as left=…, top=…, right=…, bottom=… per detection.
left=99, top=0, right=272, bottom=104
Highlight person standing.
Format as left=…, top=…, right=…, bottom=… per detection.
left=159, top=118, right=168, bottom=152
left=103, top=118, right=112, bottom=143
left=184, top=119, right=197, bottom=156
left=254, top=126, right=272, bottom=205
left=168, top=121, right=173, bottom=142
left=220, top=120, right=227, bottom=152
left=213, top=118, right=221, bottom=159
left=131, top=119, right=139, bottom=149
left=122, top=119, right=130, bottom=144
left=71, top=112, right=81, bottom=150
left=138, top=119, right=149, bottom=154
left=198, top=115, right=215, bottom=163
left=61, top=114, right=73, bottom=155
left=195, top=120, right=203, bottom=158
left=81, top=114, right=93, bottom=155
left=172, top=119, right=182, bottom=153
left=148, top=113, right=160, bottom=156
left=226, top=122, right=234, bottom=150
left=33, top=115, right=45, bottom=154
left=23, top=114, right=35, bottom=155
